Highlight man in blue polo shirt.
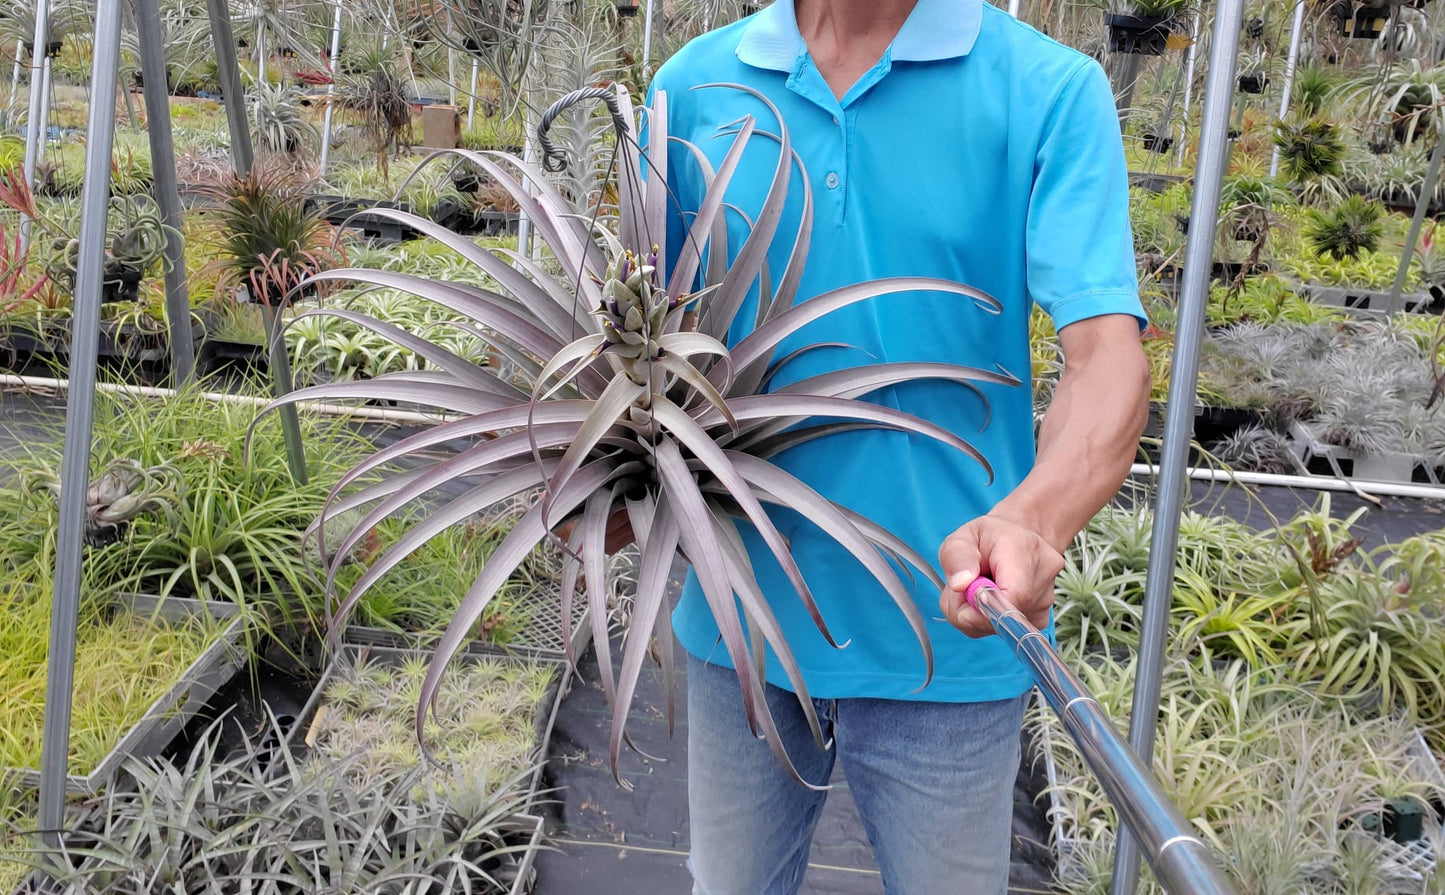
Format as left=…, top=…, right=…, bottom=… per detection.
left=650, top=0, right=1150, bottom=890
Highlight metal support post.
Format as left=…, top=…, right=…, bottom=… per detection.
left=1110, top=0, right=1244, bottom=889
left=1114, top=52, right=1144, bottom=127
left=317, top=0, right=342, bottom=175
left=134, top=0, right=194, bottom=385
left=1387, top=135, right=1445, bottom=316
left=38, top=0, right=123, bottom=840
left=447, top=47, right=456, bottom=106
left=19, top=0, right=49, bottom=247
left=8, top=40, right=23, bottom=128
left=1007, top=0, right=1021, bottom=18
left=641, top=0, right=656, bottom=71
left=204, top=0, right=254, bottom=177
left=467, top=57, right=478, bottom=129
left=1269, top=0, right=1307, bottom=177
left=1175, top=10, right=1201, bottom=168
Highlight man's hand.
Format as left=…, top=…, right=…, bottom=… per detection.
left=937, top=314, right=1149, bottom=639
left=938, top=515, right=1065, bottom=637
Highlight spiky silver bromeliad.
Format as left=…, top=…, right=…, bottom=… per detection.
left=255, top=83, right=1019, bottom=783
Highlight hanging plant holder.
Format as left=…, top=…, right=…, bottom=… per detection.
left=1237, top=73, right=1269, bottom=94
left=1337, top=5, right=1390, bottom=37
left=1244, top=16, right=1266, bottom=37
left=1142, top=132, right=1174, bottom=153
left=1105, top=13, right=1173, bottom=55
left=23, top=39, right=64, bottom=60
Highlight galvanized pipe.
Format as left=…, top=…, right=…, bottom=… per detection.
left=964, top=580, right=1238, bottom=895
left=19, top=0, right=49, bottom=247
left=1174, top=10, right=1200, bottom=168
left=7, top=39, right=22, bottom=130
left=1268, top=0, right=1306, bottom=177
left=467, top=57, right=479, bottom=128
left=38, top=0, right=124, bottom=839
left=317, top=0, right=342, bottom=175
left=1386, top=134, right=1444, bottom=316
left=1113, top=0, right=1244, bottom=889
left=641, top=0, right=656, bottom=69
left=134, top=0, right=195, bottom=385
left=204, top=0, right=254, bottom=177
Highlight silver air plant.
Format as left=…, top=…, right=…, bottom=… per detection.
left=256, top=84, right=1018, bottom=782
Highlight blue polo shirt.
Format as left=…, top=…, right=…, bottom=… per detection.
left=653, top=0, right=1145, bottom=703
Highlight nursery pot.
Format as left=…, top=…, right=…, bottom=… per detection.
left=1142, top=132, right=1174, bottom=153
left=1337, top=5, right=1390, bottom=36
left=616, top=0, right=640, bottom=15
left=1236, top=73, right=1268, bottom=94
left=23, top=39, right=64, bottom=59
left=1104, top=13, right=1173, bottom=55
left=101, top=266, right=145, bottom=304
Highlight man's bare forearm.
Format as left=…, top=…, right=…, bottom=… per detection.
left=988, top=314, right=1151, bottom=552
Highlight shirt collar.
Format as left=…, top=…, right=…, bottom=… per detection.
left=736, top=0, right=982, bottom=71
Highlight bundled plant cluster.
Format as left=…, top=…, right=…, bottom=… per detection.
left=16, top=718, right=539, bottom=894
left=0, top=580, right=218, bottom=778
left=1043, top=500, right=1445, bottom=892
left=1197, top=319, right=1445, bottom=467
left=307, top=649, right=556, bottom=805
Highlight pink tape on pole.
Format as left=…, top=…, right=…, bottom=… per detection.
left=963, top=576, right=998, bottom=611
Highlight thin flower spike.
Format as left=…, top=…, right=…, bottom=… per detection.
left=264, top=83, right=1020, bottom=783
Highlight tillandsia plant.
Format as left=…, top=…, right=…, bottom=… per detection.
left=256, top=84, right=1018, bottom=780
left=25, top=457, right=182, bottom=548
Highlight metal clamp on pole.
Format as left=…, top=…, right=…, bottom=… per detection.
left=963, top=577, right=1239, bottom=895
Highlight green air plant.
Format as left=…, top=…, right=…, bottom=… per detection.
left=1272, top=118, right=1344, bottom=186
left=333, top=41, right=415, bottom=183
left=204, top=162, right=346, bottom=308
left=25, top=456, right=182, bottom=547
left=257, top=85, right=1020, bottom=781
left=1306, top=195, right=1385, bottom=261
left=248, top=79, right=320, bottom=159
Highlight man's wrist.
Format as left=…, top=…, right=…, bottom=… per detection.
left=985, top=502, right=1070, bottom=555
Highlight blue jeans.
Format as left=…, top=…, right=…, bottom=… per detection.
left=686, top=655, right=1025, bottom=895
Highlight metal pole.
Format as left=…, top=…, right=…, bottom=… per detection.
left=466, top=57, right=478, bottom=129
left=38, top=51, right=52, bottom=146
left=8, top=39, right=22, bottom=128
left=965, top=580, right=1238, bottom=895
left=1114, top=52, right=1144, bottom=124
left=1175, top=9, right=1201, bottom=168
left=134, top=0, right=194, bottom=385
left=1268, top=0, right=1307, bottom=177
left=1387, top=134, right=1445, bottom=315
left=641, top=0, right=656, bottom=71
left=205, top=0, right=253, bottom=177
left=447, top=47, right=456, bottom=106
left=1111, top=0, right=1244, bottom=888
left=1007, top=0, right=1020, bottom=18
left=19, top=1, right=49, bottom=247
left=38, top=0, right=123, bottom=839
left=317, top=0, right=342, bottom=175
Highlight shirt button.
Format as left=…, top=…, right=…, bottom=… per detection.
left=825, top=171, right=840, bottom=189
left=832, top=115, right=839, bottom=125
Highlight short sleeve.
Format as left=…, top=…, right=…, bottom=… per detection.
left=1025, top=60, right=1146, bottom=332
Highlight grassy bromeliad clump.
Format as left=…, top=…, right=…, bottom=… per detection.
left=307, top=649, right=556, bottom=806
left=0, top=581, right=219, bottom=777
